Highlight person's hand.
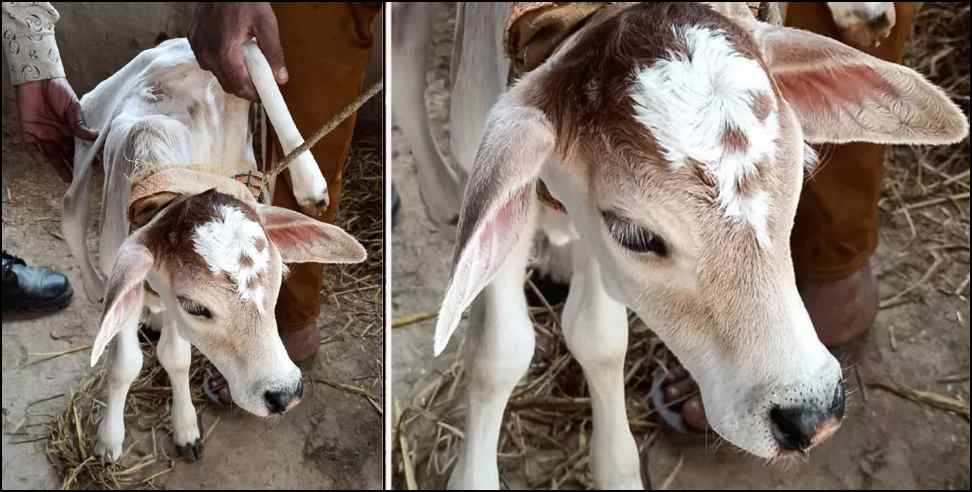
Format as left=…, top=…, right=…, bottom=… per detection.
left=15, top=78, right=98, bottom=183
left=188, top=2, right=288, bottom=102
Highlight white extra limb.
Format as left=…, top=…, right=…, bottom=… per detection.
left=94, top=314, right=143, bottom=463
left=448, top=212, right=537, bottom=490
left=562, top=241, right=642, bottom=489
left=157, top=316, right=200, bottom=451
left=242, top=40, right=329, bottom=213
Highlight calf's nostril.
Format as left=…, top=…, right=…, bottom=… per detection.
left=264, top=390, right=292, bottom=414
left=769, top=405, right=818, bottom=451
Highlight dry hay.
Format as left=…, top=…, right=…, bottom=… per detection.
left=43, top=330, right=217, bottom=490
left=879, top=2, right=970, bottom=311
left=321, top=128, right=385, bottom=340
left=394, top=274, right=688, bottom=490
left=393, top=3, right=970, bottom=489
left=41, top=131, right=386, bottom=490
left=318, top=128, right=386, bottom=410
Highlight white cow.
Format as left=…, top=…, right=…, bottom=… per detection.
left=63, top=38, right=366, bottom=463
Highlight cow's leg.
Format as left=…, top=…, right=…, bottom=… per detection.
left=157, top=315, right=201, bottom=461
left=392, top=1, right=462, bottom=226
left=94, top=316, right=142, bottom=462
left=448, top=228, right=535, bottom=490
left=562, top=240, right=643, bottom=489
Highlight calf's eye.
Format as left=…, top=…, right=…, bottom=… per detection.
left=178, top=296, right=213, bottom=320
left=602, top=210, right=668, bottom=257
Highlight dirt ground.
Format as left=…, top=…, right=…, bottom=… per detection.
left=1, top=91, right=384, bottom=487
left=391, top=4, right=970, bottom=490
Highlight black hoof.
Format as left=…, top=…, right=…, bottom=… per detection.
left=176, top=438, right=203, bottom=462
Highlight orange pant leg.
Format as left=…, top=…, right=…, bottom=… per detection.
left=786, top=3, right=921, bottom=282
left=270, top=3, right=380, bottom=353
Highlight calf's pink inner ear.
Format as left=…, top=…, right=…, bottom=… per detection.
left=756, top=23, right=969, bottom=146
left=91, top=241, right=154, bottom=367
left=434, top=96, right=555, bottom=356
left=256, top=205, right=366, bottom=265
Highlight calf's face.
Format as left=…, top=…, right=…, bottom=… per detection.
left=435, top=3, right=967, bottom=459
left=91, top=190, right=366, bottom=417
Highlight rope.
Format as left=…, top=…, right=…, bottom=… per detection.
left=267, top=79, right=384, bottom=183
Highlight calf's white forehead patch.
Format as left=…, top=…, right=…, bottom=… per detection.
left=192, top=205, right=270, bottom=313
left=631, top=25, right=778, bottom=248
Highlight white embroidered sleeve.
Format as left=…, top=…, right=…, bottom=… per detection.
left=2, top=2, right=65, bottom=85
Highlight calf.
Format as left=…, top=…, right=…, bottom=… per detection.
left=63, top=38, right=366, bottom=462
left=394, top=2, right=967, bottom=489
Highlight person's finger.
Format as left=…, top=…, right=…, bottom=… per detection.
left=39, top=141, right=66, bottom=164
left=222, top=43, right=259, bottom=101
left=254, top=12, right=288, bottom=85
left=59, top=138, right=74, bottom=162
left=51, top=144, right=74, bottom=184
left=68, top=100, right=98, bottom=141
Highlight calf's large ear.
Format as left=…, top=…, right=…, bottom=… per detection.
left=753, top=23, right=968, bottom=145
left=91, top=238, right=154, bottom=366
left=256, top=205, right=367, bottom=264
left=434, top=92, right=555, bottom=356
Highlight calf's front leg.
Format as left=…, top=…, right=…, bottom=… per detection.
left=448, top=226, right=536, bottom=490
left=94, top=318, right=142, bottom=462
left=157, top=315, right=202, bottom=461
left=562, top=241, right=643, bottom=489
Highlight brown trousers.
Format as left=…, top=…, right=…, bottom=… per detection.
left=271, top=3, right=380, bottom=333
left=787, top=3, right=921, bottom=282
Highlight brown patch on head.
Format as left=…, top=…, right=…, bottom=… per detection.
left=142, top=189, right=261, bottom=275
left=239, top=253, right=255, bottom=269
left=737, top=156, right=772, bottom=197
left=721, top=125, right=750, bottom=155
left=751, top=91, right=773, bottom=122
left=246, top=273, right=263, bottom=293
left=528, top=3, right=768, bottom=172
left=254, top=237, right=267, bottom=253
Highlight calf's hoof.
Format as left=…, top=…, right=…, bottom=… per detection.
left=94, top=438, right=123, bottom=464
left=176, top=438, right=203, bottom=462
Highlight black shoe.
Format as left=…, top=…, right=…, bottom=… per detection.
left=1, top=251, right=73, bottom=314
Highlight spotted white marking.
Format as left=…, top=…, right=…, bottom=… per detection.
left=631, top=25, right=778, bottom=248
left=192, top=205, right=270, bottom=313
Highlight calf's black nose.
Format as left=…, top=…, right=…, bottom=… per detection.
left=770, top=382, right=845, bottom=452
left=265, top=389, right=296, bottom=414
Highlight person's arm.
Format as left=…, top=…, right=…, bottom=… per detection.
left=2, top=2, right=96, bottom=182
left=2, top=2, right=65, bottom=83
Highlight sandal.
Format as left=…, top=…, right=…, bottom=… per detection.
left=203, top=367, right=233, bottom=406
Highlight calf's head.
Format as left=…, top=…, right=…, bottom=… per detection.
left=91, top=190, right=366, bottom=417
left=436, top=3, right=967, bottom=458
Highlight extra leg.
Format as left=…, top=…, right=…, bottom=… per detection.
left=157, top=316, right=201, bottom=461
left=94, top=316, right=143, bottom=463
left=562, top=241, right=643, bottom=489
left=448, top=225, right=536, bottom=490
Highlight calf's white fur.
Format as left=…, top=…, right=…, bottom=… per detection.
left=394, top=2, right=968, bottom=489
left=63, top=38, right=366, bottom=462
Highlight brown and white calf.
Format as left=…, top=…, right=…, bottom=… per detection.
left=394, top=2, right=967, bottom=489
left=63, top=38, right=366, bottom=462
